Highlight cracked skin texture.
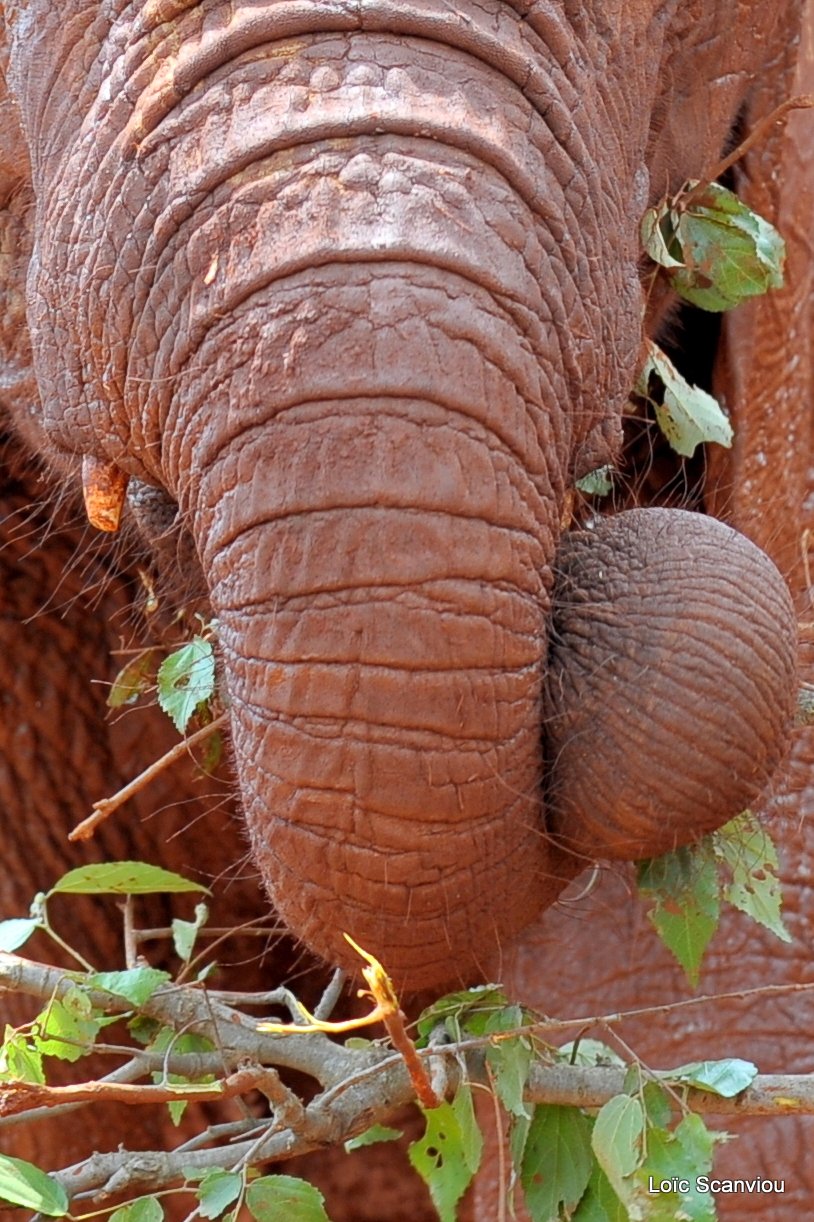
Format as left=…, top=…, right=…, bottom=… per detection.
left=0, top=1, right=812, bottom=1218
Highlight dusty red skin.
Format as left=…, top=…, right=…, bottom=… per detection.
left=0, top=1, right=798, bottom=994
left=0, top=2, right=811, bottom=1217
left=544, top=509, right=798, bottom=861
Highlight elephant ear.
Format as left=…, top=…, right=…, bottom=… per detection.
left=705, top=3, right=814, bottom=597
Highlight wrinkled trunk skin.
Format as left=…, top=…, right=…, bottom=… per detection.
left=7, top=3, right=650, bottom=987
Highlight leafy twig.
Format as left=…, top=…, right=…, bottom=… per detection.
left=68, top=712, right=228, bottom=842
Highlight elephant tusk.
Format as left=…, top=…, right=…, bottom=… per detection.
left=81, top=456, right=130, bottom=532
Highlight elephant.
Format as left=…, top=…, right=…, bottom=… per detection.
left=0, top=0, right=812, bottom=1218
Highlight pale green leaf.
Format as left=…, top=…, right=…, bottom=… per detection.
left=713, top=812, right=790, bottom=942
left=659, top=1058, right=757, bottom=1098
left=157, top=637, right=216, bottom=733
left=521, top=1104, right=594, bottom=1222
left=87, top=968, right=171, bottom=1007
left=409, top=1101, right=477, bottom=1222
left=634, top=1113, right=720, bottom=1222
left=108, top=1199, right=165, bottom=1222
left=0, top=1029, right=45, bottom=1084
left=558, top=1039, right=626, bottom=1069
left=0, top=1155, right=69, bottom=1216
left=344, top=1124, right=404, bottom=1152
left=576, top=465, right=614, bottom=496
left=246, top=1175, right=330, bottom=1221
left=33, top=987, right=102, bottom=1062
left=639, top=340, right=733, bottom=458
left=50, top=861, right=208, bottom=896
left=107, top=649, right=158, bottom=708
left=172, top=903, right=209, bottom=963
left=796, top=688, right=814, bottom=726
left=637, top=844, right=720, bottom=986
left=640, top=207, right=685, bottom=269
left=669, top=181, right=785, bottom=311
left=198, top=1170, right=242, bottom=1219
left=0, top=918, right=39, bottom=951
left=591, top=1095, right=645, bottom=1200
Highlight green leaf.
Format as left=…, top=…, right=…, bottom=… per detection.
left=637, top=339, right=733, bottom=458
left=344, top=1124, right=404, bottom=1152
left=640, top=1081, right=672, bottom=1130
left=572, top=1163, right=629, bottom=1222
left=172, top=903, right=209, bottom=963
left=0, top=1155, right=69, bottom=1215
left=108, top=1199, right=165, bottom=1222
left=87, top=968, right=171, bottom=1007
left=0, top=917, right=39, bottom=951
left=640, top=206, right=686, bottom=269
left=659, top=1058, right=757, bottom=1098
left=452, top=1083, right=484, bottom=1174
left=591, top=1095, right=645, bottom=1201
left=33, top=986, right=102, bottom=1062
left=521, top=1104, right=594, bottom=1222
left=713, top=812, right=790, bottom=942
left=415, top=984, right=509, bottom=1046
left=157, top=637, right=216, bottom=733
left=107, top=649, right=159, bottom=708
left=483, top=1006, right=534, bottom=1121
left=246, top=1175, right=330, bottom=1221
left=199, top=728, right=224, bottom=774
left=0, top=1028, right=45, bottom=1084
left=409, top=1101, right=477, bottom=1222
left=49, top=861, right=209, bottom=896
left=637, top=844, right=720, bottom=986
left=558, top=1039, right=626, bottom=1069
left=576, top=465, right=614, bottom=496
left=198, top=1170, right=242, bottom=1219
left=635, top=1114, right=720, bottom=1222
left=645, top=181, right=786, bottom=312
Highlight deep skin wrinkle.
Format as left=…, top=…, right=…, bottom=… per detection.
left=0, top=1, right=798, bottom=990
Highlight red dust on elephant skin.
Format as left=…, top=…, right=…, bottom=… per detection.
left=543, top=508, right=798, bottom=863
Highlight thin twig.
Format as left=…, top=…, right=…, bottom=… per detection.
left=314, top=969, right=347, bottom=1022
left=683, top=93, right=814, bottom=205
left=69, top=713, right=228, bottom=841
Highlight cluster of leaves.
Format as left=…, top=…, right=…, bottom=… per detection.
left=577, top=179, right=786, bottom=494
left=636, top=812, right=789, bottom=987
left=108, top=619, right=221, bottom=766
left=375, top=988, right=757, bottom=1222
left=0, top=864, right=774, bottom=1222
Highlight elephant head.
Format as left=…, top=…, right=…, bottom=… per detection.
left=0, top=1, right=799, bottom=989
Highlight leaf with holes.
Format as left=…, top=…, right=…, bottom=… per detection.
left=713, top=812, right=790, bottom=942
left=157, top=637, right=216, bottom=733
left=409, top=1101, right=477, bottom=1222
left=637, top=843, right=720, bottom=986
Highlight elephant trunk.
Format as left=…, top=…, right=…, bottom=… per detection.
left=19, top=5, right=644, bottom=987
left=187, top=268, right=574, bottom=989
